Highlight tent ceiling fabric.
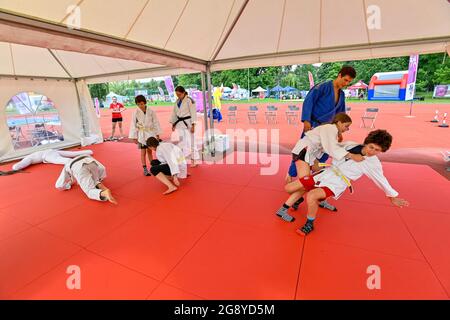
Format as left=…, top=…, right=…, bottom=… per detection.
left=0, top=0, right=449, bottom=77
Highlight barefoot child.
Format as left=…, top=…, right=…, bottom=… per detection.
left=170, top=86, right=200, bottom=167
left=129, top=95, right=162, bottom=176
left=146, top=137, right=188, bottom=195
left=279, top=130, right=409, bottom=236
left=277, top=113, right=364, bottom=221
left=55, top=155, right=117, bottom=204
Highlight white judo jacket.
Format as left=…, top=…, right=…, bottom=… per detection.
left=156, top=142, right=187, bottom=179
left=129, top=106, right=162, bottom=145
left=55, top=156, right=107, bottom=201
left=291, top=124, right=349, bottom=165
left=313, top=142, right=399, bottom=200
left=169, top=96, right=197, bottom=130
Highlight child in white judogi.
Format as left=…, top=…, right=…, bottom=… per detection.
left=170, top=86, right=199, bottom=166
left=280, top=130, right=409, bottom=236
left=12, top=149, right=93, bottom=170
left=129, top=95, right=162, bottom=176
left=146, top=137, right=187, bottom=195
left=55, top=155, right=117, bottom=204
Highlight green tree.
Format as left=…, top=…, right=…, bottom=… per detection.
left=88, top=83, right=109, bottom=100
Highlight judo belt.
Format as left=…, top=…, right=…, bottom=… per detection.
left=136, top=122, right=156, bottom=132
left=173, top=116, right=191, bottom=129
left=69, top=156, right=90, bottom=170
left=318, top=163, right=354, bottom=194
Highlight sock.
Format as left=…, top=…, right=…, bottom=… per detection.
left=294, top=198, right=304, bottom=205
left=306, top=216, right=315, bottom=225
left=276, top=206, right=288, bottom=217
left=320, top=200, right=337, bottom=211
left=283, top=203, right=290, bottom=209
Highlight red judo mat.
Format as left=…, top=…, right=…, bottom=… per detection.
left=0, top=141, right=449, bottom=300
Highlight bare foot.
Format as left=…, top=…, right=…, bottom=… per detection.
left=102, top=189, right=118, bottom=204
left=190, top=161, right=198, bottom=168
left=163, top=186, right=178, bottom=195
left=173, top=176, right=180, bottom=187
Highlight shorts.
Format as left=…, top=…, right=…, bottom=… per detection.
left=299, top=175, right=335, bottom=199
left=292, top=147, right=307, bottom=162
left=150, top=159, right=172, bottom=176
left=138, top=143, right=148, bottom=149
left=288, top=152, right=329, bottom=178
left=112, top=117, right=123, bottom=123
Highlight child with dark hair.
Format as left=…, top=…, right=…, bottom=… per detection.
left=276, top=113, right=364, bottom=222
left=146, top=136, right=188, bottom=195
left=129, top=95, right=162, bottom=176
left=281, top=129, right=409, bottom=236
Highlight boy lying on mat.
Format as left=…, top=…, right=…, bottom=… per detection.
left=276, top=129, right=409, bottom=236
left=55, top=155, right=117, bottom=204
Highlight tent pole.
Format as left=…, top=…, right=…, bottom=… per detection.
left=200, top=71, right=210, bottom=156
left=47, top=48, right=90, bottom=137
left=206, top=65, right=215, bottom=157
left=73, top=80, right=90, bottom=137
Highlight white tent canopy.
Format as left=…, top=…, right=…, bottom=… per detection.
left=0, top=0, right=449, bottom=161
left=252, top=86, right=267, bottom=93
left=0, top=0, right=448, bottom=76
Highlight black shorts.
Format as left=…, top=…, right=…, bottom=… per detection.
left=150, top=160, right=172, bottom=176
left=292, top=147, right=307, bottom=162
left=112, top=117, right=123, bottom=123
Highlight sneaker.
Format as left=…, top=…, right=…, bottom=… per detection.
left=296, top=222, right=314, bottom=236
left=292, top=197, right=304, bottom=211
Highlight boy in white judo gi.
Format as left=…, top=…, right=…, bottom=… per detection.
left=12, top=149, right=94, bottom=170
left=279, top=130, right=409, bottom=235
left=146, top=137, right=188, bottom=195
left=278, top=113, right=364, bottom=220
left=170, top=86, right=200, bottom=167
left=55, top=155, right=117, bottom=204
left=129, top=95, right=162, bottom=176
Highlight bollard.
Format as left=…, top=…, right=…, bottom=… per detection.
left=431, top=110, right=439, bottom=123
left=439, top=112, right=449, bottom=128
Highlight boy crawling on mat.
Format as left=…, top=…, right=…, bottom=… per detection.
left=276, top=129, right=409, bottom=236
left=146, top=137, right=188, bottom=195
left=55, top=155, right=117, bottom=204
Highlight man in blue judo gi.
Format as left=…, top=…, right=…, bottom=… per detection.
left=287, top=65, right=356, bottom=211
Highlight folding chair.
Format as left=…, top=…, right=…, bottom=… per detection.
left=286, top=105, right=300, bottom=125
left=265, top=106, right=278, bottom=124
left=227, top=106, right=237, bottom=124
left=9, top=126, right=22, bottom=148
left=360, top=107, right=378, bottom=128
left=247, top=106, right=258, bottom=124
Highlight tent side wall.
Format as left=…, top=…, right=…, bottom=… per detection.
left=0, top=78, right=84, bottom=162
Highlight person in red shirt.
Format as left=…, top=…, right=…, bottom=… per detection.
left=109, top=96, right=125, bottom=140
